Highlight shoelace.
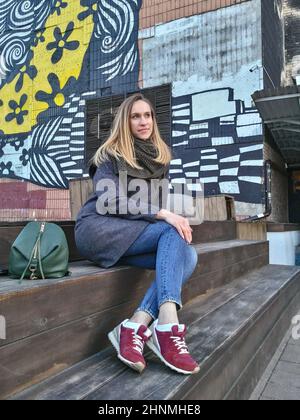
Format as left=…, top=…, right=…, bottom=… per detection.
left=171, top=335, right=189, bottom=354
left=132, top=331, right=149, bottom=354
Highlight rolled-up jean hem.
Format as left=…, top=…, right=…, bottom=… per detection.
left=134, top=307, right=156, bottom=320
left=159, top=298, right=182, bottom=311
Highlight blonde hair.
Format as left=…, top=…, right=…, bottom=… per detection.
left=91, top=93, right=172, bottom=170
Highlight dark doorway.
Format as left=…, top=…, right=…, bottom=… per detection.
left=289, top=170, right=300, bottom=223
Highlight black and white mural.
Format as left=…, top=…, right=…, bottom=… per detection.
left=169, top=88, right=263, bottom=204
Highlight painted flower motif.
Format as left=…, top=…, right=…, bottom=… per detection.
left=20, top=149, right=32, bottom=166
left=15, top=50, right=37, bottom=93
left=0, top=139, right=5, bottom=159
left=32, top=29, right=46, bottom=47
left=5, top=94, right=28, bottom=125
left=11, top=139, right=25, bottom=152
left=0, top=162, right=13, bottom=176
left=47, top=22, right=79, bottom=64
left=52, top=0, right=68, bottom=16
left=35, top=73, right=76, bottom=109
left=78, top=0, right=99, bottom=23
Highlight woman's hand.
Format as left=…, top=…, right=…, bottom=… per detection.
left=156, top=209, right=193, bottom=244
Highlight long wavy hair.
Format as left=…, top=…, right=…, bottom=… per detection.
left=91, top=93, right=172, bottom=170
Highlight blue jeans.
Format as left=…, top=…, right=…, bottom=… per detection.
left=115, top=220, right=198, bottom=320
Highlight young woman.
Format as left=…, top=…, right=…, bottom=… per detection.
left=75, top=93, right=199, bottom=375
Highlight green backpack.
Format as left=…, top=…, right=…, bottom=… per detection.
left=8, top=221, right=70, bottom=282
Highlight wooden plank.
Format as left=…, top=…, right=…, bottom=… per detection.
left=81, top=178, right=93, bottom=205
left=12, top=265, right=299, bottom=401
left=12, top=270, right=264, bottom=400
left=83, top=268, right=300, bottom=400
left=183, top=252, right=269, bottom=305
left=0, top=264, right=153, bottom=347
left=237, top=222, right=267, bottom=241
left=192, top=241, right=268, bottom=275
left=0, top=241, right=267, bottom=348
left=0, top=240, right=268, bottom=398
left=69, top=179, right=84, bottom=221
left=69, top=178, right=93, bottom=221
left=225, top=291, right=300, bottom=400
left=0, top=220, right=237, bottom=270
left=11, top=349, right=127, bottom=401
left=192, top=221, right=237, bottom=243
left=204, top=195, right=235, bottom=221
left=0, top=300, right=140, bottom=399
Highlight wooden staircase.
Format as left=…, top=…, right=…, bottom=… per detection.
left=0, top=221, right=299, bottom=400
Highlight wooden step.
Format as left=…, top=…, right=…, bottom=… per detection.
left=0, top=239, right=268, bottom=399
left=10, top=264, right=300, bottom=400
left=0, top=220, right=237, bottom=269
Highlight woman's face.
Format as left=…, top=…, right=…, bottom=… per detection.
left=130, top=100, right=154, bottom=140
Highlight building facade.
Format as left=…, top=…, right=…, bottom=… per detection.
left=0, top=0, right=292, bottom=222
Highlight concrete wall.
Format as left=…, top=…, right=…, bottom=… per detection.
left=262, top=0, right=285, bottom=89
left=268, top=231, right=300, bottom=265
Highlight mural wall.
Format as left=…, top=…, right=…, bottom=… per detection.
left=142, top=0, right=265, bottom=210
left=169, top=88, right=263, bottom=203
left=0, top=0, right=270, bottom=220
left=0, top=0, right=141, bottom=188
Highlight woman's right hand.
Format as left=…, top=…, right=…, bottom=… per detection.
left=156, top=209, right=193, bottom=244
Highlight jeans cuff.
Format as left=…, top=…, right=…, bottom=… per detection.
left=159, top=298, right=182, bottom=311
left=134, top=307, right=156, bottom=320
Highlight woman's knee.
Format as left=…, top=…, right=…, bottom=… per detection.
left=185, top=245, right=198, bottom=271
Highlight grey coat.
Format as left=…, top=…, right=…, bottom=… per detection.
left=75, top=159, right=169, bottom=268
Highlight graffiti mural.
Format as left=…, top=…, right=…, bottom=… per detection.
left=0, top=0, right=142, bottom=187
left=169, top=88, right=263, bottom=203
left=140, top=0, right=265, bottom=205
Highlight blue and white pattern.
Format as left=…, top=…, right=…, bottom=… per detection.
left=96, top=0, right=140, bottom=81
left=170, top=144, right=264, bottom=203
left=0, top=93, right=89, bottom=187
left=0, top=0, right=54, bottom=87
left=169, top=88, right=264, bottom=203
left=0, top=0, right=142, bottom=188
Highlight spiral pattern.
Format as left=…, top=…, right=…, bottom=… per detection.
left=96, top=0, right=141, bottom=80
left=8, top=0, right=34, bottom=30
left=0, top=0, right=53, bottom=86
left=97, top=0, right=135, bottom=53
left=2, top=38, right=27, bottom=69
left=0, top=0, right=11, bottom=33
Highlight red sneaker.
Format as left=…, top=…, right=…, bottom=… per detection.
left=108, top=319, right=152, bottom=373
left=147, top=321, right=200, bottom=374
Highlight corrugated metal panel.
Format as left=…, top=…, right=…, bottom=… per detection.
left=253, top=85, right=300, bottom=167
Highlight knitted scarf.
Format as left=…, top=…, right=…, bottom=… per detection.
left=110, top=137, right=169, bottom=179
